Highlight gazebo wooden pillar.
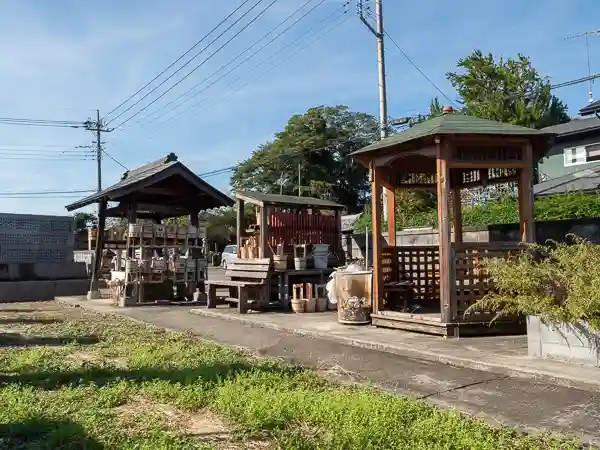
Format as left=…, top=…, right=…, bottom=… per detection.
left=353, top=110, right=555, bottom=336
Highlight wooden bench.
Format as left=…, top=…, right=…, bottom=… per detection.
left=206, top=258, right=271, bottom=314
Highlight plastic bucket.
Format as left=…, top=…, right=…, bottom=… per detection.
left=312, top=251, right=328, bottom=269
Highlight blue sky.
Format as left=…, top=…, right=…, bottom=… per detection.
left=0, top=0, right=599, bottom=216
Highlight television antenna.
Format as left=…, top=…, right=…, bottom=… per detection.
left=566, top=29, right=600, bottom=104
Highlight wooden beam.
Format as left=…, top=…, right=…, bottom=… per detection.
left=236, top=198, right=245, bottom=258
left=448, top=160, right=526, bottom=169
left=139, top=187, right=181, bottom=195
left=519, top=143, right=535, bottom=243
left=259, top=205, right=269, bottom=259
left=436, top=139, right=454, bottom=323
left=452, top=186, right=463, bottom=243
left=88, top=199, right=107, bottom=299
left=384, top=186, right=396, bottom=247
left=371, top=163, right=384, bottom=313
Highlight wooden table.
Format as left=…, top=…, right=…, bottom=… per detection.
left=276, top=268, right=334, bottom=311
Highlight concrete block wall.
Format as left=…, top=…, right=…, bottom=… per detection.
left=527, top=316, right=600, bottom=367
left=0, top=213, right=75, bottom=264
left=343, top=227, right=489, bottom=263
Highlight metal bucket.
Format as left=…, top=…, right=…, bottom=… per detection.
left=294, top=257, right=307, bottom=270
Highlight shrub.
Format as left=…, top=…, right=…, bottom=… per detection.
left=466, top=237, right=600, bottom=330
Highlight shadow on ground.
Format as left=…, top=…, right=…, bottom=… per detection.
left=0, top=333, right=99, bottom=347
left=0, top=318, right=64, bottom=325
left=0, top=359, right=303, bottom=390
left=0, top=417, right=104, bottom=449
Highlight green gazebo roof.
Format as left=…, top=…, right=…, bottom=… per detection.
left=351, top=113, right=556, bottom=156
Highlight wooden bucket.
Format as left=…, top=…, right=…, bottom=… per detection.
left=291, top=299, right=305, bottom=313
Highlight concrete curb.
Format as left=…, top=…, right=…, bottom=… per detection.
left=189, top=308, right=600, bottom=392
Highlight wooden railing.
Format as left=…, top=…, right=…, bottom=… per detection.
left=382, top=245, right=440, bottom=307
left=453, top=242, right=522, bottom=317
left=381, top=242, right=522, bottom=317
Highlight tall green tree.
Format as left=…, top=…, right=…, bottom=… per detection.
left=73, top=212, right=97, bottom=230
left=409, top=97, right=446, bottom=126
left=230, top=106, right=380, bottom=212
left=446, top=50, right=569, bottom=129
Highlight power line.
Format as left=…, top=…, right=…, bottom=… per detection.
left=101, top=148, right=129, bottom=171
left=199, top=130, right=367, bottom=179
left=109, top=0, right=277, bottom=129
left=0, top=117, right=84, bottom=129
left=126, top=8, right=350, bottom=142
left=106, top=0, right=255, bottom=118
left=380, top=28, right=457, bottom=107
left=0, top=189, right=95, bottom=196
left=126, top=0, right=328, bottom=129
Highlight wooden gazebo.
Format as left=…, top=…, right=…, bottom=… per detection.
left=351, top=110, right=556, bottom=336
left=66, top=153, right=233, bottom=300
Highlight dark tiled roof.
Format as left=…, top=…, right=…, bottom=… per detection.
left=580, top=99, right=600, bottom=116
left=235, top=191, right=344, bottom=209
left=534, top=162, right=600, bottom=196
left=539, top=116, right=600, bottom=137
left=65, top=153, right=233, bottom=212
left=351, top=113, right=555, bottom=156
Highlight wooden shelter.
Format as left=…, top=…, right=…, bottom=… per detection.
left=65, top=153, right=233, bottom=299
left=351, top=109, right=556, bottom=336
left=235, top=191, right=345, bottom=262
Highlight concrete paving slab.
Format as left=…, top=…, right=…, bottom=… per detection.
left=54, top=295, right=600, bottom=444
left=188, top=305, right=600, bottom=392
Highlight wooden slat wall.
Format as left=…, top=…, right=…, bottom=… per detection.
left=268, top=210, right=340, bottom=255
left=453, top=242, right=521, bottom=316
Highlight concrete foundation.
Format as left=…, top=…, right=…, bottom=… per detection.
left=527, top=315, right=600, bottom=367
left=0, top=262, right=88, bottom=281
left=0, top=279, right=90, bottom=302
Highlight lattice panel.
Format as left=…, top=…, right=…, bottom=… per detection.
left=454, top=243, right=521, bottom=315
left=381, top=248, right=397, bottom=284
left=397, top=245, right=439, bottom=305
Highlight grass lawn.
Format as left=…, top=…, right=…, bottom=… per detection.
left=0, top=302, right=585, bottom=450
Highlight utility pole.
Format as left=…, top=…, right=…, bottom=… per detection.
left=298, top=163, right=302, bottom=197
left=358, top=0, right=389, bottom=220
left=566, top=29, right=600, bottom=104
left=84, top=110, right=113, bottom=194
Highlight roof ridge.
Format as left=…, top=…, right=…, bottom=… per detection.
left=121, top=152, right=178, bottom=180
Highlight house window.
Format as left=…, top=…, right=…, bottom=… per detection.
left=564, top=143, right=600, bottom=166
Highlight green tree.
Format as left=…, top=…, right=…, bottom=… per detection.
left=73, top=212, right=97, bottom=230
left=230, top=105, right=380, bottom=212
left=446, top=50, right=569, bottom=129
left=408, top=97, right=446, bottom=127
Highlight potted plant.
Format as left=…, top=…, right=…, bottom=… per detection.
left=466, top=237, right=600, bottom=366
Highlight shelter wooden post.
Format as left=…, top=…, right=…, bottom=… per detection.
left=519, top=142, right=535, bottom=243
left=236, top=198, right=245, bottom=257
left=451, top=186, right=463, bottom=243
left=436, top=139, right=454, bottom=323
left=371, top=163, right=384, bottom=313
left=259, top=205, right=268, bottom=258
left=88, top=199, right=107, bottom=300
left=384, top=186, right=396, bottom=246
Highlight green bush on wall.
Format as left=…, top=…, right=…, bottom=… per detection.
left=353, top=192, right=600, bottom=232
